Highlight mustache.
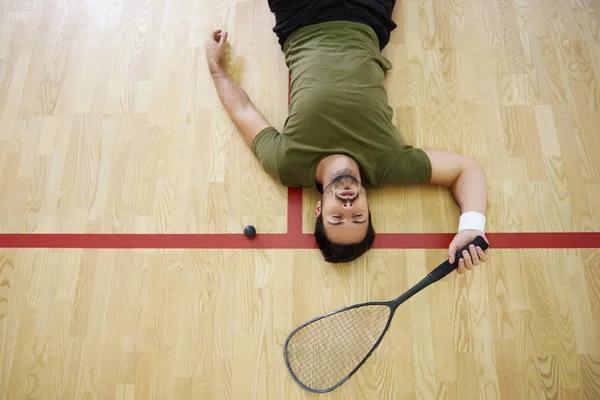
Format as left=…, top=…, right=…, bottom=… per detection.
left=335, top=193, right=359, bottom=203
left=325, top=175, right=360, bottom=192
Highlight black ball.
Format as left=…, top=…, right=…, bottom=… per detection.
left=244, top=225, right=256, bottom=238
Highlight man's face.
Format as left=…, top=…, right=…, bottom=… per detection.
left=315, top=173, right=370, bottom=244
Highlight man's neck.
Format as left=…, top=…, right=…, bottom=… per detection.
left=316, top=155, right=362, bottom=187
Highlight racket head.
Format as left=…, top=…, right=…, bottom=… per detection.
left=283, top=301, right=395, bottom=393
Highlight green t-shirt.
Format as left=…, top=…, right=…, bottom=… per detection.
left=251, top=21, right=432, bottom=191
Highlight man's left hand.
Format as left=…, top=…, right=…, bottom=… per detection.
left=447, top=230, right=489, bottom=274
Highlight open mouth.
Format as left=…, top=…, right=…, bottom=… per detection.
left=338, top=190, right=356, bottom=198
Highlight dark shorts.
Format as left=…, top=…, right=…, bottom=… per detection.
left=268, top=0, right=397, bottom=50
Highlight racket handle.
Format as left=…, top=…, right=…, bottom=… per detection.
left=428, top=236, right=490, bottom=283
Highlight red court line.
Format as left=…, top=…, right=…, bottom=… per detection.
left=372, top=232, right=600, bottom=249
left=287, top=187, right=303, bottom=235
left=0, top=232, right=599, bottom=249
left=0, top=173, right=597, bottom=250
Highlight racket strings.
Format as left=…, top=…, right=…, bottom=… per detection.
left=285, top=305, right=391, bottom=391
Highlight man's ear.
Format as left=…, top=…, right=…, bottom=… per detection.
left=315, top=201, right=322, bottom=218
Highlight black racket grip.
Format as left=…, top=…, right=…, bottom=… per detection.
left=428, top=236, right=490, bottom=284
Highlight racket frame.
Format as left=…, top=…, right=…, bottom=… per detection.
left=283, top=235, right=489, bottom=393
left=283, top=272, right=432, bottom=393
left=283, top=299, right=395, bottom=393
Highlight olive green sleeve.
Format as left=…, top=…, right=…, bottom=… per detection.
left=251, top=127, right=281, bottom=181
left=380, top=147, right=432, bottom=185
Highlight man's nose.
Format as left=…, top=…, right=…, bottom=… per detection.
left=342, top=202, right=353, bottom=208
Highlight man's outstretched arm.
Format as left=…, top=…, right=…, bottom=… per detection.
left=423, top=149, right=489, bottom=273
left=205, top=30, right=271, bottom=148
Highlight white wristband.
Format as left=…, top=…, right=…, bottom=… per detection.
left=458, top=212, right=486, bottom=233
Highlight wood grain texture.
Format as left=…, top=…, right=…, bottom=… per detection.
left=0, top=0, right=599, bottom=399
left=0, top=248, right=597, bottom=399
left=0, top=0, right=597, bottom=235
left=0, top=0, right=287, bottom=235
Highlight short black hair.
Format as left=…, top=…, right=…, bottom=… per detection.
left=314, top=212, right=376, bottom=263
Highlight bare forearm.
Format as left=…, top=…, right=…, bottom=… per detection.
left=423, top=149, right=488, bottom=215
left=450, top=158, right=488, bottom=215
left=209, top=64, right=253, bottom=117
left=208, top=63, right=271, bottom=148
left=423, top=149, right=489, bottom=263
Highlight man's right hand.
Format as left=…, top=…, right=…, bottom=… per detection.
left=204, top=29, right=272, bottom=149
left=205, top=29, right=228, bottom=72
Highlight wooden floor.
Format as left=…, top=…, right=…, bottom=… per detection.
left=1, top=0, right=599, bottom=399
left=0, top=248, right=599, bottom=399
